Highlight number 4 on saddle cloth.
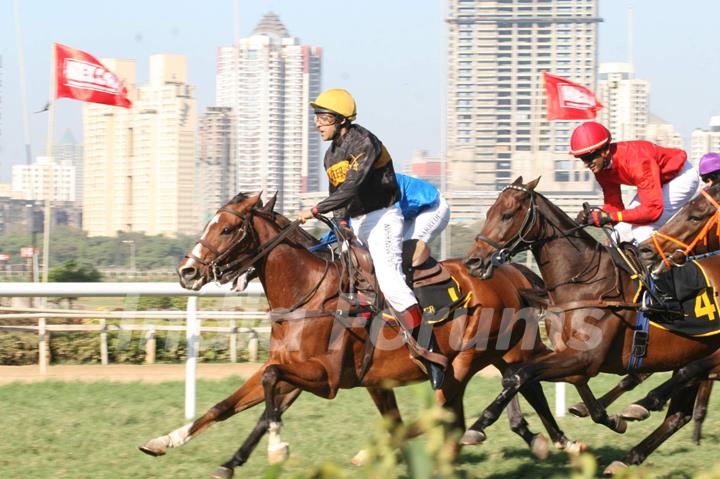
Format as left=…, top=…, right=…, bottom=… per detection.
left=643, top=260, right=720, bottom=337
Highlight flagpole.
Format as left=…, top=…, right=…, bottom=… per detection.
left=42, top=44, right=56, bottom=283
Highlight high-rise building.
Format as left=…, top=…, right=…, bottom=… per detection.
left=198, top=106, right=235, bottom=222
left=11, top=156, right=76, bottom=202
left=132, top=55, right=197, bottom=236
left=53, top=129, right=83, bottom=204
left=216, top=12, right=322, bottom=214
left=403, top=150, right=442, bottom=188
left=83, top=55, right=197, bottom=237
left=83, top=59, right=136, bottom=236
left=691, top=116, right=720, bottom=166
left=445, top=0, right=601, bottom=193
left=645, top=114, right=683, bottom=150
left=597, top=63, right=650, bottom=142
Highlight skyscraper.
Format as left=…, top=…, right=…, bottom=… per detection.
left=198, top=106, right=235, bottom=222
left=446, top=0, right=601, bottom=193
left=691, top=116, right=720, bottom=166
left=53, top=129, right=83, bottom=204
left=597, top=63, right=650, bottom=142
left=83, top=59, right=136, bottom=236
left=83, top=55, right=197, bottom=237
left=216, top=12, right=322, bottom=214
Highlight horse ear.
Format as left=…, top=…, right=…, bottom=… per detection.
left=512, top=176, right=524, bottom=186
left=251, top=191, right=264, bottom=208
left=263, top=191, right=278, bottom=212
left=526, top=177, right=541, bottom=191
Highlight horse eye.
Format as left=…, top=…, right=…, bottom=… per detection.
left=688, top=215, right=702, bottom=222
left=501, top=213, right=513, bottom=222
left=221, top=226, right=233, bottom=235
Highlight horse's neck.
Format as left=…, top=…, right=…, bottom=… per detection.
left=532, top=198, right=616, bottom=299
left=258, top=235, right=331, bottom=310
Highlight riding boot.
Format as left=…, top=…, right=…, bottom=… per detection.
left=397, top=304, right=446, bottom=390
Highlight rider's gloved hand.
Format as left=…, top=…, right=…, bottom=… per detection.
left=590, top=209, right=614, bottom=227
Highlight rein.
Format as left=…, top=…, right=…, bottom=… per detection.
left=649, top=189, right=720, bottom=268
left=475, top=184, right=640, bottom=308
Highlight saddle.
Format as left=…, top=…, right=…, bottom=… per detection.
left=342, top=237, right=462, bottom=322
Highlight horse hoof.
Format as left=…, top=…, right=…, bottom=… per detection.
left=351, top=449, right=369, bottom=466
left=459, top=429, right=486, bottom=446
left=211, top=466, right=234, bottom=479
left=603, top=460, right=628, bottom=476
left=568, top=402, right=590, bottom=418
left=621, top=404, right=650, bottom=422
left=138, top=438, right=167, bottom=457
left=563, top=440, right=589, bottom=457
left=611, top=416, right=628, bottom=434
left=530, top=433, right=549, bottom=460
left=268, top=443, right=290, bottom=464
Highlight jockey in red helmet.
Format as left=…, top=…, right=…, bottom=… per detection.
left=571, top=121, right=699, bottom=243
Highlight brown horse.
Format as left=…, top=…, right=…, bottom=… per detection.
left=463, top=177, right=720, bottom=474
left=140, top=192, right=580, bottom=478
left=569, top=184, right=720, bottom=441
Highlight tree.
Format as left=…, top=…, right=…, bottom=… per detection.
left=48, top=260, right=102, bottom=282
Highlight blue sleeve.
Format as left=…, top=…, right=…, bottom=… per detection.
left=395, top=173, right=439, bottom=220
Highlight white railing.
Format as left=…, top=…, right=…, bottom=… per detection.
left=0, top=281, right=265, bottom=419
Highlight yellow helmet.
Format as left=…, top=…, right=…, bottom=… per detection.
left=310, top=88, right=357, bottom=121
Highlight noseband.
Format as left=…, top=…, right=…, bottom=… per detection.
left=649, top=189, right=720, bottom=268
left=474, top=185, right=539, bottom=266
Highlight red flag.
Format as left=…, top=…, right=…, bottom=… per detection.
left=543, top=72, right=602, bottom=120
left=54, top=43, right=132, bottom=108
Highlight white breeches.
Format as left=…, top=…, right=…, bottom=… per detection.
left=403, top=196, right=451, bottom=244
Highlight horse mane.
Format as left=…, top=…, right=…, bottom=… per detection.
left=531, top=189, right=599, bottom=245
left=228, top=192, right=331, bottom=259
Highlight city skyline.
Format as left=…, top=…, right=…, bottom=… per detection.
left=0, top=0, right=719, bottom=184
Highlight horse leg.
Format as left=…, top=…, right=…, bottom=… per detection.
left=692, top=379, right=713, bottom=444
left=603, top=383, right=700, bottom=476
left=568, top=373, right=651, bottom=418
left=140, top=368, right=279, bottom=456
left=621, top=352, right=720, bottom=421
left=212, top=389, right=302, bottom=479
left=504, top=395, right=549, bottom=460
left=517, top=381, right=590, bottom=457
left=574, top=383, right=628, bottom=433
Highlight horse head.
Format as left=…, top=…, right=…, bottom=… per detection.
left=177, top=192, right=270, bottom=290
left=637, top=183, right=720, bottom=276
left=464, top=176, right=542, bottom=279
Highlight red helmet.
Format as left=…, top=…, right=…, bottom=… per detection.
left=569, top=121, right=611, bottom=157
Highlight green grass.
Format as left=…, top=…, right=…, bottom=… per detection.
left=1, top=373, right=719, bottom=478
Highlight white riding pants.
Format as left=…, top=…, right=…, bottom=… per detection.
left=352, top=205, right=417, bottom=312
left=403, top=196, right=451, bottom=244
left=614, top=161, right=700, bottom=243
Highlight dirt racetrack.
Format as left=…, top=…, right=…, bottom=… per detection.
left=0, top=363, right=500, bottom=384
left=0, top=362, right=263, bottom=384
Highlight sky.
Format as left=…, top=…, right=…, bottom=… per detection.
left=0, top=0, right=719, bottom=182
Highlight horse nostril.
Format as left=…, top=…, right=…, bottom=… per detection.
left=179, top=266, right=198, bottom=281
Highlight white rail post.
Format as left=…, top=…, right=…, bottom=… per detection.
left=248, top=330, right=259, bottom=362
left=229, top=319, right=237, bottom=363
left=100, top=318, right=108, bottom=365
left=555, top=382, right=566, bottom=417
left=185, top=296, right=199, bottom=420
left=38, top=317, right=48, bottom=374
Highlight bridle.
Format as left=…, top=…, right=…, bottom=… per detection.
left=474, top=185, right=540, bottom=266
left=649, top=189, right=720, bottom=268
left=185, top=205, right=301, bottom=283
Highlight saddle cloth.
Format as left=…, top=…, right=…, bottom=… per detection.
left=647, top=260, right=720, bottom=337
